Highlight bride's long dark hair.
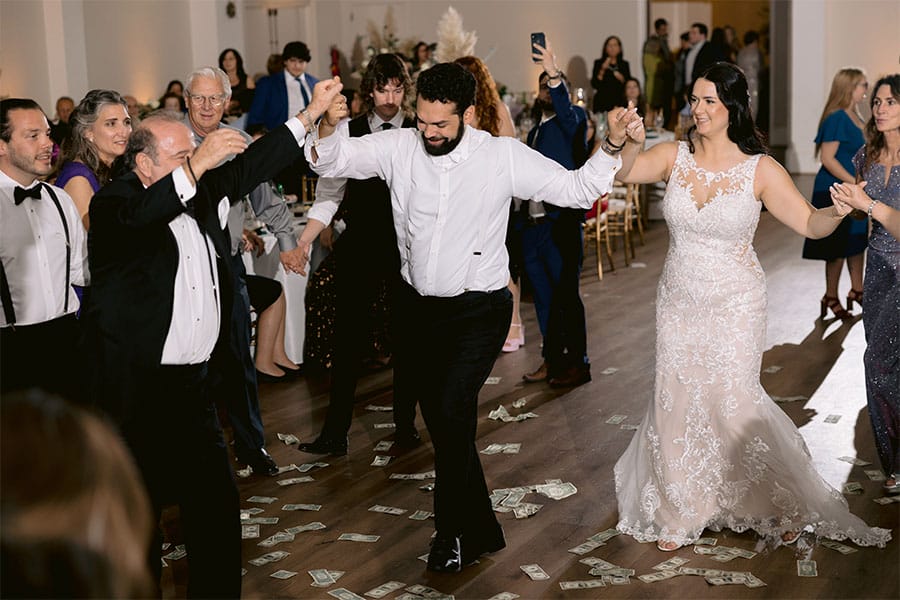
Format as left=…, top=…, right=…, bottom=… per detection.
left=687, top=62, right=768, bottom=156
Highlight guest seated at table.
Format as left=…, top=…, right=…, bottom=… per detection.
left=241, top=229, right=300, bottom=378
left=622, top=77, right=650, bottom=124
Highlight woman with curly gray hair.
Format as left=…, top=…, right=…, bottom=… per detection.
left=55, top=89, right=132, bottom=229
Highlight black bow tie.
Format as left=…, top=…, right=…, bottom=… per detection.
left=14, top=185, right=42, bottom=205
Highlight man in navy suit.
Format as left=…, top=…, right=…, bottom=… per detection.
left=249, top=40, right=319, bottom=197
left=522, top=41, right=592, bottom=389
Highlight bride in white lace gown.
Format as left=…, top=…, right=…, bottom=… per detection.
left=609, top=63, right=891, bottom=550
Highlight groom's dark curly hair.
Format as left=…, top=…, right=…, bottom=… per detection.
left=415, top=63, right=476, bottom=116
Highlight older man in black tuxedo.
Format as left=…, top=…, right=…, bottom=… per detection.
left=85, top=78, right=342, bottom=598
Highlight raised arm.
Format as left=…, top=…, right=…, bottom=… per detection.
left=606, top=102, right=675, bottom=184
left=757, top=155, right=852, bottom=238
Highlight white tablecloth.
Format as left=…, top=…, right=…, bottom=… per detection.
left=242, top=223, right=308, bottom=364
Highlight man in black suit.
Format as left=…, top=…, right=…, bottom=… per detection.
left=85, top=79, right=341, bottom=598
left=295, top=53, right=420, bottom=456
left=685, top=22, right=722, bottom=91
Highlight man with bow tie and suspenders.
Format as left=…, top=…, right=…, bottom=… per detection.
left=0, top=98, right=87, bottom=400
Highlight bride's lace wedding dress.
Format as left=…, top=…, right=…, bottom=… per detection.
left=614, top=142, right=890, bottom=548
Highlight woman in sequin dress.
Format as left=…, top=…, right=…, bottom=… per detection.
left=830, top=74, right=900, bottom=494
left=610, top=63, right=891, bottom=551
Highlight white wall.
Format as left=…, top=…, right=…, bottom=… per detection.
left=788, top=0, right=900, bottom=173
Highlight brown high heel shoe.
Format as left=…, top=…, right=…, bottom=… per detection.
left=846, top=289, right=864, bottom=311
left=820, top=295, right=851, bottom=320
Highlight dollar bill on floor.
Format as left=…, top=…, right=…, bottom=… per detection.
left=744, top=573, right=767, bottom=588
left=283, top=503, right=321, bottom=511
left=488, top=405, right=511, bottom=421
left=513, top=502, right=543, bottom=519
left=568, top=540, right=604, bottom=555
left=797, top=560, right=818, bottom=577
left=678, top=567, right=723, bottom=577
left=864, top=469, right=887, bottom=481
left=820, top=539, right=857, bottom=554
left=368, top=505, right=406, bottom=515
left=501, top=443, right=521, bottom=454
left=873, top=496, right=900, bottom=504
left=246, top=495, right=277, bottom=504
left=580, top=556, right=617, bottom=570
left=605, top=415, right=627, bottom=425
left=706, top=574, right=746, bottom=585
left=600, top=367, right=618, bottom=375
left=406, top=583, right=451, bottom=597
left=620, top=423, right=639, bottom=430
left=277, top=476, right=314, bottom=486
left=284, top=522, right=326, bottom=534
left=842, top=482, right=864, bottom=495
left=327, top=588, right=367, bottom=600
left=161, top=558, right=168, bottom=568
left=512, top=398, right=528, bottom=408
left=243, top=516, right=279, bottom=525
left=695, top=537, right=717, bottom=545
left=364, top=581, right=406, bottom=598
left=419, top=483, right=435, bottom=492
left=258, top=532, right=295, bottom=547
left=374, top=441, right=394, bottom=452
left=824, top=414, right=842, bottom=424
left=371, top=455, right=391, bottom=467
left=837, top=456, right=871, bottom=466
left=588, top=528, right=621, bottom=543
left=275, top=464, right=298, bottom=475
left=277, top=432, right=300, bottom=445
left=248, top=550, right=289, bottom=566
left=485, top=376, right=501, bottom=384
left=338, top=533, right=380, bottom=542
left=481, top=443, right=505, bottom=455
left=486, top=594, right=519, bottom=600
left=309, top=568, right=337, bottom=587
left=295, top=462, right=328, bottom=472
left=162, top=547, right=187, bottom=561
left=365, top=404, right=393, bottom=412
left=417, top=553, right=429, bottom=562
left=408, top=510, right=433, bottom=520
left=559, top=580, right=605, bottom=589
left=536, top=481, right=577, bottom=500
left=609, top=575, right=631, bottom=585
left=373, top=423, right=396, bottom=429
left=520, top=564, right=550, bottom=580
left=242, top=524, right=260, bottom=539
left=394, top=594, right=425, bottom=600
left=762, top=365, right=783, bottom=373
left=653, top=556, right=689, bottom=570
left=269, top=570, right=298, bottom=579
left=638, top=569, right=680, bottom=583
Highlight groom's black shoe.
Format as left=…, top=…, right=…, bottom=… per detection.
left=426, top=535, right=462, bottom=573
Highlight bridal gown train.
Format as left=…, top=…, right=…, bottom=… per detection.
left=614, top=142, right=891, bottom=548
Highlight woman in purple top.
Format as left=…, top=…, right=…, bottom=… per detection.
left=55, top=90, right=132, bottom=230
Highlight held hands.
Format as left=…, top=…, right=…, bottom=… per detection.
left=606, top=101, right=645, bottom=146
left=830, top=181, right=869, bottom=215
left=323, top=94, right=348, bottom=128
left=242, top=229, right=266, bottom=257
left=291, top=239, right=312, bottom=276
left=191, top=128, right=248, bottom=175
left=280, top=246, right=307, bottom=275
left=306, top=77, right=345, bottom=123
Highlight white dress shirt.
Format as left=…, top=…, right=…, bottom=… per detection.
left=161, top=117, right=308, bottom=364
left=685, top=40, right=705, bottom=87
left=0, top=170, right=87, bottom=327
left=285, top=70, right=311, bottom=119
left=307, top=124, right=621, bottom=297
left=307, top=111, right=406, bottom=227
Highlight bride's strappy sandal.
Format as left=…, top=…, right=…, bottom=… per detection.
left=657, top=540, right=682, bottom=552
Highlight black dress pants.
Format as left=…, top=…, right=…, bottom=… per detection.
left=1, top=313, right=82, bottom=402
left=319, top=241, right=410, bottom=440
left=121, top=362, right=241, bottom=599
left=395, top=283, right=512, bottom=540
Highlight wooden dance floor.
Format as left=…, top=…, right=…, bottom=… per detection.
left=162, top=178, right=898, bottom=599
